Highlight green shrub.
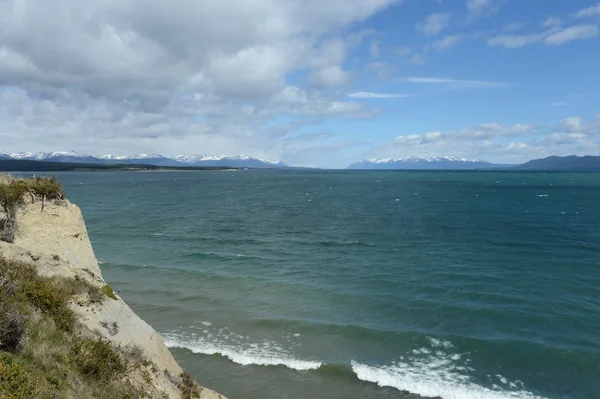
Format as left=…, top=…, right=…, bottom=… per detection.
left=28, top=176, right=64, bottom=201
left=101, top=285, right=118, bottom=300
left=0, top=256, right=158, bottom=398
left=23, top=280, right=75, bottom=333
left=27, top=176, right=64, bottom=212
left=0, top=175, right=65, bottom=240
left=0, top=258, right=76, bottom=333
left=70, top=337, right=126, bottom=382
left=0, top=180, right=28, bottom=211
left=0, top=353, right=59, bottom=399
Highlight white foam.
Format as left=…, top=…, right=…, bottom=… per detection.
left=163, top=333, right=321, bottom=371
left=200, top=321, right=212, bottom=326
left=351, top=336, right=549, bottom=399
left=352, top=362, right=548, bottom=399
left=428, top=337, right=454, bottom=348
left=352, top=337, right=548, bottom=399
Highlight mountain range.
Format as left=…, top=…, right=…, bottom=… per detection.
left=348, top=155, right=600, bottom=170
left=516, top=155, right=600, bottom=171
left=0, top=151, right=287, bottom=168
left=1, top=152, right=598, bottom=171
left=347, top=157, right=506, bottom=170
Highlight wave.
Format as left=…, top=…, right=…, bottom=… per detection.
left=313, top=239, right=377, bottom=248
left=185, top=251, right=267, bottom=261
left=351, top=337, right=548, bottom=399
left=164, top=330, right=546, bottom=399
left=164, top=330, right=548, bottom=399
left=352, top=362, right=547, bottom=399
left=163, top=333, right=322, bottom=371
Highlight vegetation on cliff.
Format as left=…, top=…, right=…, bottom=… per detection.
left=0, top=174, right=210, bottom=399
left=0, top=175, right=65, bottom=243
left=0, top=257, right=143, bottom=398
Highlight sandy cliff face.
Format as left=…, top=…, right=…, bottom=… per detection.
left=0, top=198, right=225, bottom=399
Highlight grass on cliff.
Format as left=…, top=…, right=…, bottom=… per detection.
left=0, top=175, right=66, bottom=243
left=0, top=257, right=153, bottom=399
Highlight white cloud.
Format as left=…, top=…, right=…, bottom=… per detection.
left=557, top=116, right=582, bottom=132
left=504, top=22, right=525, bottom=32
left=365, top=61, right=396, bottom=79
left=369, top=41, right=381, bottom=58
left=574, top=3, right=600, bottom=18
left=308, top=65, right=351, bottom=88
left=466, top=0, right=500, bottom=20
left=395, top=134, right=424, bottom=145
left=348, top=92, right=411, bottom=99
left=488, top=25, right=599, bottom=48
left=364, top=117, right=600, bottom=164
left=405, top=77, right=509, bottom=87
left=392, top=122, right=535, bottom=147
left=410, top=53, right=428, bottom=65
left=544, top=25, right=599, bottom=45
left=0, top=0, right=400, bottom=166
left=346, top=29, right=378, bottom=46
left=429, top=35, right=463, bottom=51
left=542, top=17, right=562, bottom=27
left=488, top=33, right=546, bottom=48
left=394, top=46, right=413, bottom=56
left=418, top=13, right=453, bottom=36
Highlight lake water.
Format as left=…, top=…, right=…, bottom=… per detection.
left=52, top=170, right=600, bottom=399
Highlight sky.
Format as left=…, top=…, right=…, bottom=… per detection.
left=1, top=0, right=600, bottom=168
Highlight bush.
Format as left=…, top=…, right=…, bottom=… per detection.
left=24, top=280, right=75, bottom=332
left=0, top=175, right=65, bottom=241
left=87, top=284, right=106, bottom=305
left=0, top=264, right=26, bottom=353
left=177, top=372, right=202, bottom=399
left=27, top=176, right=64, bottom=211
left=0, top=256, right=156, bottom=398
left=0, top=302, right=26, bottom=353
left=0, top=180, right=28, bottom=242
left=70, top=337, right=126, bottom=382
left=0, top=180, right=28, bottom=211
left=28, top=176, right=64, bottom=200
left=0, top=353, right=52, bottom=399
left=0, top=258, right=76, bottom=333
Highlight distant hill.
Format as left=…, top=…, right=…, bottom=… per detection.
left=0, top=159, right=242, bottom=172
left=516, top=155, right=600, bottom=171
left=347, top=157, right=502, bottom=170
left=0, top=151, right=288, bottom=169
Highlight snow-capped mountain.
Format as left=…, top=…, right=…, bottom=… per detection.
left=347, top=156, right=496, bottom=170
left=174, top=154, right=287, bottom=168
left=0, top=151, right=288, bottom=168
left=4, top=151, right=99, bottom=163
left=100, top=153, right=168, bottom=161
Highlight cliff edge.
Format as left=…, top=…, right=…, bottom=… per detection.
left=0, top=176, right=226, bottom=399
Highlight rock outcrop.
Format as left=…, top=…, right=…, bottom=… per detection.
left=0, top=196, right=226, bottom=399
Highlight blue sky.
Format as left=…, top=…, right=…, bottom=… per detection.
left=1, top=0, right=599, bottom=167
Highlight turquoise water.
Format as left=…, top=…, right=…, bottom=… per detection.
left=53, top=170, right=599, bottom=399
